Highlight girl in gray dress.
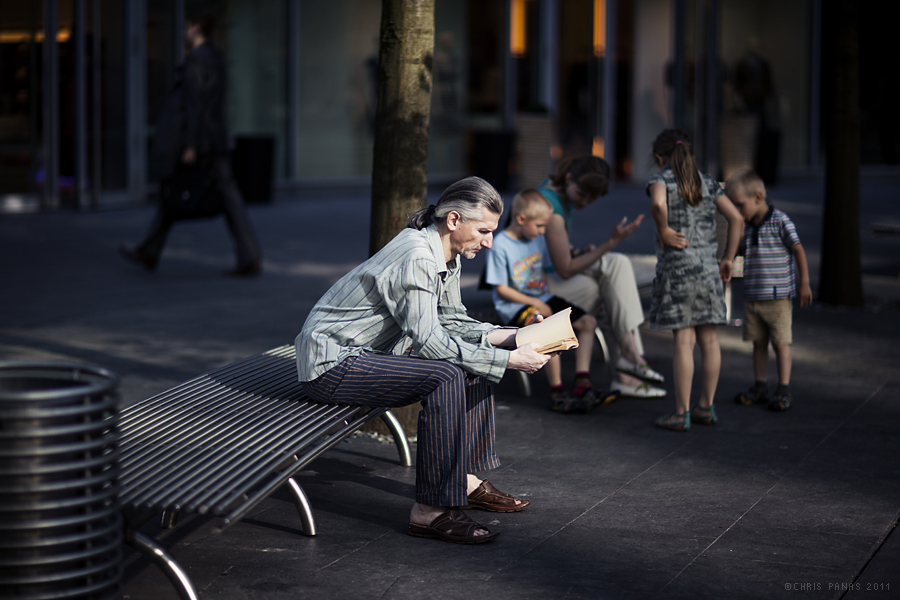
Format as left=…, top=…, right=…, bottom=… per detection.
left=646, top=130, right=743, bottom=431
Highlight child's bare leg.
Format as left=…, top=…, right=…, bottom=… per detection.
left=672, top=327, right=696, bottom=414
left=545, top=354, right=562, bottom=388
left=695, top=324, right=721, bottom=409
left=619, top=330, right=642, bottom=365
left=773, top=343, right=791, bottom=386
left=753, top=337, right=769, bottom=383
left=573, top=314, right=597, bottom=373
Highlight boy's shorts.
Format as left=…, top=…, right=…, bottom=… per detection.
left=743, top=298, right=792, bottom=345
left=510, top=296, right=587, bottom=327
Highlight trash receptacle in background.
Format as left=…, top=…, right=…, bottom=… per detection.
left=469, top=129, right=516, bottom=192
left=0, top=363, right=122, bottom=600
left=232, top=135, right=275, bottom=204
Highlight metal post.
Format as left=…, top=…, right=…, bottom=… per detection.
left=174, top=0, right=185, bottom=65
left=704, top=0, right=720, bottom=177
left=671, top=0, right=686, bottom=129
left=74, top=0, right=88, bottom=209
left=602, top=0, right=617, bottom=179
left=42, top=0, right=60, bottom=209
left=503, top=0, right=517, bottom=131
left=286, top=0, right=300, bottom=182
left=91, top=0, right=102, bottom=208
left=809, top=0, right=822, bottom=167
left=692, top=0, right=704, bottom=165
left=126, top=0, right=147, bottom=203
left=538, top=0, right=558, bottom=117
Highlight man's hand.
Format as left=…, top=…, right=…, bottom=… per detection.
left=507, top=343, right=551, bottom=374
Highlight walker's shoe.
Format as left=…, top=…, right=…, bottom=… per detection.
left=611, top=381, right=666, bottom=399
left=224, top=261, right=262, bottom=277
left=654, top=410, right=690, bottom=431
left=690, top=405, right=718, bottom=426
left=118, top=245, right=158, bottom=272
left=733, top=384, right=768, bottom=405
left=768, top=391, right=792, bottom=412
left=615, top=356, right=665, bottom=383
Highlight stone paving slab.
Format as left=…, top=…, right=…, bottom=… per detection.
left=1, top=177, right=898, bottom=599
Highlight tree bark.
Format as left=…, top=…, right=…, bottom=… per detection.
left=819, top=0, right=863, bottom=306
left=369, top=0, right=434, bottom=255
left=365, top=0, right=434, bottom=436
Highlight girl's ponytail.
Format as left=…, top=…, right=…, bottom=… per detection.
left=653, top=130, right=702, bottom=206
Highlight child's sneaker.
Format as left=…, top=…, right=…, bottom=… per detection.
left=768, top=391, right=792, bottom=412
left=576, top=388, right=618, bottom=413
left=549, top=390, right=582, bottom=414
left=734, top=384, right=768, bottom=405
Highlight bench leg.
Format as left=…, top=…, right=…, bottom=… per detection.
left=379, top=409, right=413, bottom=467
left=126, top=530, right=198, bottom=600
left=160, top=509, right=178, bottom=529
left=285, top=477, right=317, bottom=536
left=516, top=371, right=532, bottom=397
left=594, top=327, right=610, bottom=364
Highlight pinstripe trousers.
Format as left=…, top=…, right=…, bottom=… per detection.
left=302, top=352, right=500, bottom=507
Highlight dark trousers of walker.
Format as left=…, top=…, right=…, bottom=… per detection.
left=138, top=154, right=261, bottom=267
left=302, top=352, right=500, bottom=507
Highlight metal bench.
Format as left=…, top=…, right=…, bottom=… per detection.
left=118, top=344, right=412, bottom=600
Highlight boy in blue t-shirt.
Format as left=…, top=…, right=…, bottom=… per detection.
left=486, top=189, right=614, bottom=413
left=724, top=169, right=812, bottom=412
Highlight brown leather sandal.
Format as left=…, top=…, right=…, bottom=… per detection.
left=408, top=507, right=500, bottom=544
left=464, top=480, right=531, bottom=513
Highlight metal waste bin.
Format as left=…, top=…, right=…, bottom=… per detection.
left=469, top=129, right=515, bottom=191
left=232, top=135, right=275, bottom=203
left=0, top=363, right=122, bottom=600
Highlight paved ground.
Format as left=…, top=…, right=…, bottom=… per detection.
left=1, top=174, right=899, bottom=599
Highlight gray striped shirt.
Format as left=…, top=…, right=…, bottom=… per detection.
left=296, top=225, right=511, bottom=384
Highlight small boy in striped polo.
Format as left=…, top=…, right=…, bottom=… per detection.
left=724, top=169, right=812, bottom=412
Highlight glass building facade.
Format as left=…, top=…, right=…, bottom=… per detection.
left=1, top=0, right=893, bottom=212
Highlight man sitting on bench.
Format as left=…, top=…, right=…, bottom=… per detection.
left=296, top=177, right=550, bottom=544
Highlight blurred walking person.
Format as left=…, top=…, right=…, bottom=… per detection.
left=120, top=12, right=262, bottom=276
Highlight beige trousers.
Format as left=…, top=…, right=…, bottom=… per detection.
left=546, top=252, right=645, bottom=362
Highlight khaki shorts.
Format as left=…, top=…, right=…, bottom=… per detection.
left=743, top=298, right=793, bottom=345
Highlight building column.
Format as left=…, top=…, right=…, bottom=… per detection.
left=126, top=0, right=147, bottom=203
left=42, top=0, right=59, bottom=209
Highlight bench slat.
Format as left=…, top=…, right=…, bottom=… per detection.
left=118, top=345, right=382, bottom=517
left=121, top=402, right=337, bottom=512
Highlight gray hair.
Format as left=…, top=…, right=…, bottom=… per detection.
left=407, top=176, right=504, bottom=230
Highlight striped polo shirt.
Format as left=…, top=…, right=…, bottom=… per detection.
left=741, top=206, right=801, bottom=301
left=296, top=224, right=510, bottom=384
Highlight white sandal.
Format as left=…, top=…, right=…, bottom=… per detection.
left=615, top=356, right=665, bottom=383
left=611, top=380, right=667, bottom=398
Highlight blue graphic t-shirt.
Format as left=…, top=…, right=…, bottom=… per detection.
left=485, top=231, right=553, bottom=323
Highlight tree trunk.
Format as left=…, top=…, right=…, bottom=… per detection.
left=819, top=0, right=863, bottom=306
left=364, top=0, right=434, bottom=437
left=369, top=0, right=434, bottom=255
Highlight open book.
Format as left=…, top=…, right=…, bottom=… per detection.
left=515, top=307, right=579, bottom=354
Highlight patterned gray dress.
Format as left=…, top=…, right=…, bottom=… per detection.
left=646, top=169, right=727, bottom=330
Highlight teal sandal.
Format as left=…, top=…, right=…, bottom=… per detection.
left=654, top=410, right=690, bottom=431
left=690, top=405, right=718, bottom=426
